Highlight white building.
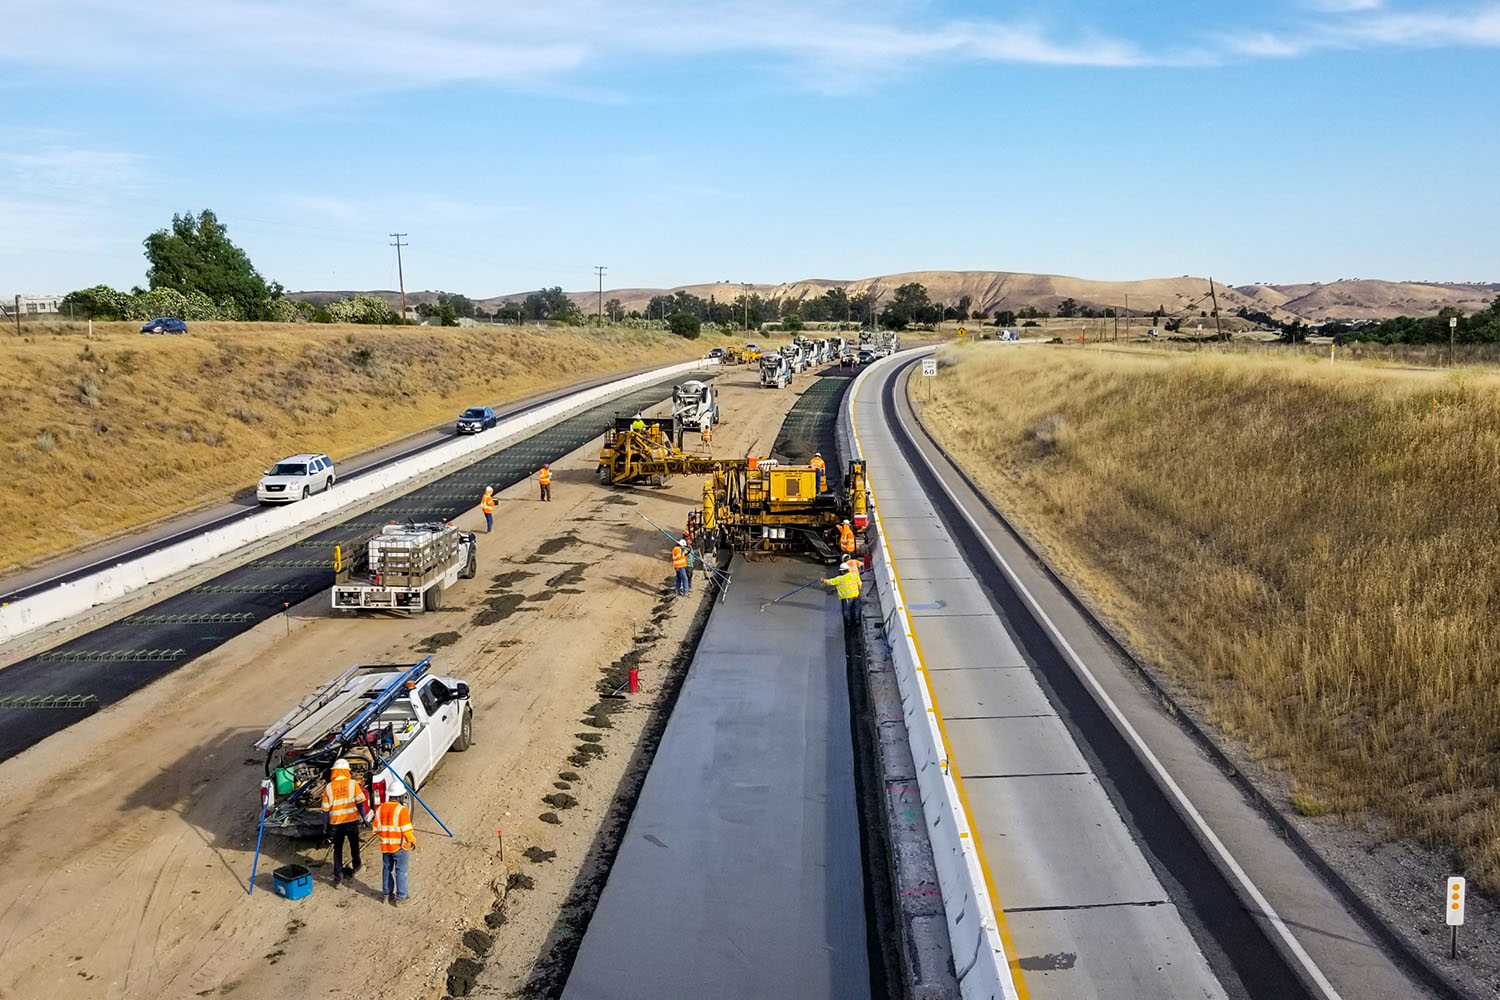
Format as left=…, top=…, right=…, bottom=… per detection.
left=12, top=294, right=64, bottom=315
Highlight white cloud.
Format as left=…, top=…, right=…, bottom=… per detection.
left=0, top=0, right=1157, bottom=104
left=1223, top=2, right=1500, bottom=59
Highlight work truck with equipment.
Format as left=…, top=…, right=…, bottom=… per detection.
left=254, top=657, right=473, bottom=838
left=672, top=379, right=720, bottom=431
left=332, top=521, right=477, bottom=613
left=760, top=352, right=791, bottom=388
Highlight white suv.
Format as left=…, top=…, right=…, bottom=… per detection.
left=257, top=453, right=335, bottom=504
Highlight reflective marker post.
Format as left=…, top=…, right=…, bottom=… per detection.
left=1447, top=875, right=1465, bottom=958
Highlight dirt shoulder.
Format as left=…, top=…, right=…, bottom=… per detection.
left=0, top=363, right=801, bottom=1000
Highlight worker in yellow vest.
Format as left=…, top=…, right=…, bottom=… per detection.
left=672, top=540, right=690, bottom=596
left=538, top=465, right=552, bottom=502
left=480, top=486, right=497, bottom=533
left=810, top=453, right=827, bottom=492
left=320, top=758, right=370, bottom=888
left=373, top=797, right=417, bottom=906
left=838, top=519, right=856, bottom=558
left=821, top=560, right=862, bottom=625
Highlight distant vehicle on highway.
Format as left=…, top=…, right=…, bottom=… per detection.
left=707, top=347, right=725, bottom=360
left=258, top=453, right=335, bottom=504
left=456, top=406, right=498, bottom=434
left=140, top=317, right=187, bottom=334
left=856, top=350, right=875, bottom=365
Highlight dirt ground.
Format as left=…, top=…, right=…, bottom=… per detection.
left=0, top=363, right=804, bottom=1000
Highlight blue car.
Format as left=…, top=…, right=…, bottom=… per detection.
left=456, top=405, right=498, bottom=434
left=140, top=317, right=188, bottom=334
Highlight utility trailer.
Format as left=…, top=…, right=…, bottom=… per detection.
left=254, top=657, right=473, bottom=838
left=332, top=521, right=477, bottom=613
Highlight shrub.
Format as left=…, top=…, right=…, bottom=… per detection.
left=667, top=312, right=702, bottom=339
left=33, top=431, right=56, bottom=452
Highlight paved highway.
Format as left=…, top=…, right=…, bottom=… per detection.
left=852, top=353, right=1432, bottom=1000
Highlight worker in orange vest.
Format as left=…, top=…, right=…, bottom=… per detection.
left=701, top=422, right=712, bottom=449
left=838, top=518, right=856, bottom=558
left=672, top=540, right=690, bottom=596
left=480, top=486, right=497, bottom=533
left=373, top=796, right=417, bottom=906
left=810, top=452, right=827, bottom=492
left=538, top=464, right=552, bottom=502
left=320, top=758, right=370, bottom=888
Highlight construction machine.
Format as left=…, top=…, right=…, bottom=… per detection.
left=699, top=458, right=869, bottom=561
left=672, top=379, right=719, bottom=431
left=596, top=415, right=686, bottom=485
left=722, top=346, right=744, bottom=365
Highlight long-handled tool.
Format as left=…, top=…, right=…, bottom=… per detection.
left=247, top=798, right=269, bottom=895
left=761, top=578, right=822, bottom=613
left=374, top=752, right=454, bottom=838
left=636, top=512, right=733, bottom=592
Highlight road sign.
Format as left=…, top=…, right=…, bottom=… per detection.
left=957, top=327, right=966, bottom=338
left=1447, top=876, right=1466, bottom=926
left=921, top=359, right=937, bottom=377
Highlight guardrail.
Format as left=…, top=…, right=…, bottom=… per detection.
left=1, top=358, right=712, bottom=644
left=840, top=353, right=1020, bottom=1000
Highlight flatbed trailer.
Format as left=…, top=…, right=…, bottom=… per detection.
left=332, top=521, right=477, bottom=613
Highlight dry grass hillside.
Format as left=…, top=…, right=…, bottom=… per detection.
left=917, top=345, right=1500, bottom=891
left=1, top=322, right=704, bottom=572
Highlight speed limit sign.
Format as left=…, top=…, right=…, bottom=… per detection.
left=921, top=359, right=937, bottom=377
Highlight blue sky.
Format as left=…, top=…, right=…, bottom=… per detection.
left=4, top=0, right=1498, bottom=298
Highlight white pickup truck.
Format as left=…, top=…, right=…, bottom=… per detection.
left=255, top=658, right=473, bottom=837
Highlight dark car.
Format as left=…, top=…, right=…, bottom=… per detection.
left=708, top=347, right=725, bottom=359
left=140, top=317, right=188, bottom=334
left=456, top=405, right=498, bottom=434
left=856, top=350, right=876, bottom=365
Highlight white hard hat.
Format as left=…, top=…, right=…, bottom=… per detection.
left=484, top=485, right=493, bottom=493
left=332, top=758, right=350, bottom=772
left=842, top=519, right=850, bottom=525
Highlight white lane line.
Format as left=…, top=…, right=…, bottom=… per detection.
left=891, top=369, right=1344, bottom=1000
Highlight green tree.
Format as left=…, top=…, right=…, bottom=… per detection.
left=783, top=312, right=805, bottom=332
left=437, top=291, right=475, bottom=318
left=1057, top=297, right=1081, bottom=318
left=143, top=210, right=277, bottom=319
left=61, top=285, right=129, bottom=320
left=668, top=311, right=702, bottom=339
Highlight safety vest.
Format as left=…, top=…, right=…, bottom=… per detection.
left=480, top=492, right=496, bottom=514
left=538, top=468, right=551, bottom=485
left=838, top=524, right=856, bottom=553
left=824, top=570, right=860, bottom=600
left=810, top=456, right=826, bottom=474
left=373, top=800, right=415, bottom=853
left=702, top=425, right=712, bottom=443
left=321, top=775, right=368, bottom=825
left=672, top=546, right=687, bottom=569
left=631, top=419, right=646, bottom=431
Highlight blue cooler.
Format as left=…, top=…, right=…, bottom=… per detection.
left=272, top=863, right=313, bottom=900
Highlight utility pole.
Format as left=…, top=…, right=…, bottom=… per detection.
left=594, top=266, right=607, bottom=325
left=742, top=282, right=751, bottom=332
left=1208, top=278, right=1224, bottom=341
left=1124, top=293, right=1129, bottom=340
left=389, top=234, right=408, bottom=324
left=1450, top=315, right=1458, bottom=366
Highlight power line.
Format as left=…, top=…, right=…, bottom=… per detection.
left=390, top=233, right=408, bottom=324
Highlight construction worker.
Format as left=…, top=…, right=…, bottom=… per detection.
left=672, top=539, right=690, bottom=596
left=838, top=518, right=857, bottom=558
left=810, top=452, right=827, bottom=492
left=701, top=421, right=712, bottom=449
left=538, top=464, right=552, bottom=502
left=320, top=758, right=370, bottom=888
left=821, top=560, right=862, bottom=626
left=630, top=412, right=647, bottom=432
left=480, top=486, right=497, bottom=533
left=372, top=795, right=417, bottom=906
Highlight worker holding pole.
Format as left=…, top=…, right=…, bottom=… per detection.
left=480, top=487, right=497, bottom=533
left=373, top=797, right=417, bottom=906
left=538, top=465, right=552, bottom=502
left=320, top=759, right=370, bottom=889
left=821, top=559, right=862, bottom=626
left=672, top=539, right=691, bottom=596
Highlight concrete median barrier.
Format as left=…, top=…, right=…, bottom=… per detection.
left=842, top=354, right=1019, bottom=1000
